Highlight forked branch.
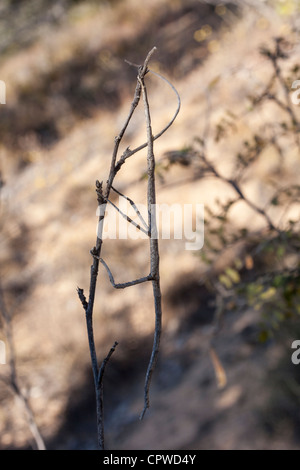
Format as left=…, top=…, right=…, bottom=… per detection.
left=77, top=47, right=180, bottom=449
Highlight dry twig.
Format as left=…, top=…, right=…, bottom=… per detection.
left=77, top=47, right=180, bottom=449
left=0, top=284, right=46, bottom=450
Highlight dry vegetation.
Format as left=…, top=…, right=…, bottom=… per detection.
left=0, top=0, right=300, bottom=450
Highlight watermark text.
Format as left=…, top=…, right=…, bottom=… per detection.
left=0, top=80, right=6, bottom=104
left=96, top=200, right=204, bottom=251
left=0, top=340, right=6, bottom=364
left=291, top=80, right=300, bottom=105
left=291, top=340, right=300, bottom=364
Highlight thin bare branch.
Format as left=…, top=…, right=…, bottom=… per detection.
left=97, top=341, right=119, bottom=386
left=112, top=186, right=149, bottom=231
left=99, top=258, right=153, bottom=289
left=199, top=152, right=279, bottom=233
left=81, top=50, right=159, bottom=384
left=104, top=196, right=149, bottom=236
left=77, top=47, right=180, bottom=449
left=97, top=341, right=118, bottom=450
left=115, top=69, right=181, bottom=173
left=0, top=284, right=46, bottom=450
left=137, top=72, right=163, bottom=420
left=105, top=47, right=157, bottom=195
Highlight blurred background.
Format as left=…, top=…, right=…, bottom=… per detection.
left=0, top=0, right=300, bottom=450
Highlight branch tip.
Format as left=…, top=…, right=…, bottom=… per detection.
left=97, top=341, right=119, bottom=387
left=77, top=287, right=88, bottom=311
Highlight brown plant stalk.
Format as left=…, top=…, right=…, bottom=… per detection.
left=0, top=284, right=46, bottom=450
left=77, top=47, right=180, bottom=449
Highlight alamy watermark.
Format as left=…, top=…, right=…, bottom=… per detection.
left=291, top=340, right=300, bottom=365
left=96, top=200, right=204, bottom=250
left=291, top=80, right=300, bottom=105
left=0, top=80, right=6, bottom=104
left=0, top=340, right=6, bottom=364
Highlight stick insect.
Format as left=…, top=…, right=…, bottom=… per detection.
left=78, top=47, right=180, bottom=449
